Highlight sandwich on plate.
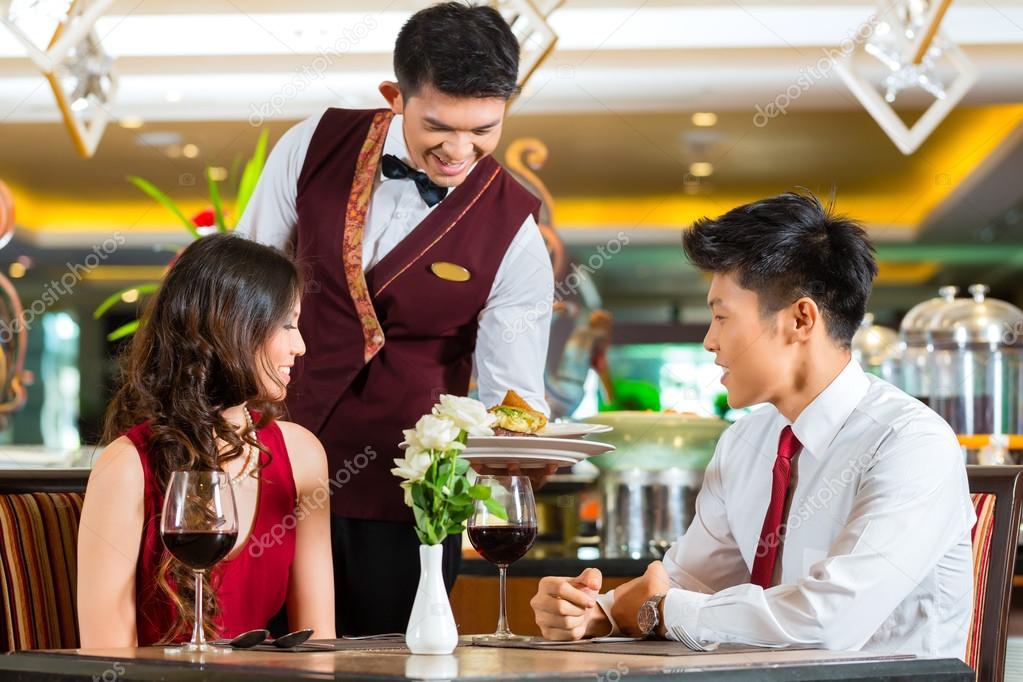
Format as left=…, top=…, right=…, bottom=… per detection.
left=489, top=390, right=548, bottom=437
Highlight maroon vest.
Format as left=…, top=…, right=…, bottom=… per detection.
left=288, top=108, right=540, bottom=521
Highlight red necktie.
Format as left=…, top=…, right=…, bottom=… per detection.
left=750, top=425, right=802, bottom=589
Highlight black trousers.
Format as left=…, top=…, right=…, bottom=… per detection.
left=330, top=514, right=462, bottom=636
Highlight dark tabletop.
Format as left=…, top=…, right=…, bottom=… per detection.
left=0, top=641, right=975, bottom=682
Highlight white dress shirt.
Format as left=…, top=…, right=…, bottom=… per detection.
left=598, top=360, right=975, bottom=659
left=235, top=111, right=553, bottom=413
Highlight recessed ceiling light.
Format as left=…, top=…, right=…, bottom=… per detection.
left=120, top=289, right=139, bottom=303
left=182, top=144, right=199, bottom=158
left=120, top=116, right=144, bottom=129
left=691, top=112, right=717, bottom=127
left=8, top=262, right=26, bottom=278
left=208, top=166, right=228, bottom=181
left=135, top=131, right=183, bottom=147
left=689, top=162, right=714, bottom=178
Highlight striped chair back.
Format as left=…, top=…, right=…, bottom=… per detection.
left=0, top=470, right=89, bottom=652
left=965, top=466, right=1023, bottom=682
left=967, top=492, right=996, bottom=672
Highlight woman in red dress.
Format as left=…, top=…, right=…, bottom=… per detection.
left=77, top=234, right=335, bottom=646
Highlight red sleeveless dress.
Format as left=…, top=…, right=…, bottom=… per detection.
left=125, top=419, right=298, bottom=645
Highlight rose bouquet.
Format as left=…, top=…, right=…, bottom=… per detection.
left=392, top=394, right=507, bottom=545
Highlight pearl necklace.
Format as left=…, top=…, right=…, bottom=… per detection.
left=230, top=407, right=260, bottom=486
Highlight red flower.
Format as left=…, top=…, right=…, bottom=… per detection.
left=191, top=208, right=216, bottom=227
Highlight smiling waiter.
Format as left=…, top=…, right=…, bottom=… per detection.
left=236, top=3, right=553, bottom=636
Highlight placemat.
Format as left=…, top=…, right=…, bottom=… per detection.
left=471, top=638, right=810, bottom=657
left=247, top=638, right=410, bottom=653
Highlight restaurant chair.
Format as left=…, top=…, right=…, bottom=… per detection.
left=0, top=469, right=89, bottom=652
left=965, top=465, right=1023, bottom=682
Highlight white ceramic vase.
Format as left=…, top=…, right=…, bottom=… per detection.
left=405, top=544, right=458, bottom=655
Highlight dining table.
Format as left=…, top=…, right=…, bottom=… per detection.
left=0, top=637, right=974, bottom=681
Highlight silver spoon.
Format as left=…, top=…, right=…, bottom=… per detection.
left=271, top=628, right=314, bottom=649
left=224, top=629, right=270, bottom=648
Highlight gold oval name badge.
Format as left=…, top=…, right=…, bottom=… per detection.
left=430, top=262, right=471, bottom=282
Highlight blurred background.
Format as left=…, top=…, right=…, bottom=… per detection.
left=0, top=0, right=1021, bottom=469
left=5, top=1, right=1023, bottom=661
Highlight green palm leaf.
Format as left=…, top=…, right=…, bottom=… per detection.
left=93, top=283, right=160, bottom=319
left=207, top=168, right=227, bottom=232
left=234, top=128, right=269, bottom=223
left=127, top=176, right=200, bottom=239
left=107, top=319, right=141, bottom=342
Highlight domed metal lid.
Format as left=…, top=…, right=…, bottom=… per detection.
left=853, top=313, right=900, bottom=366
left=899, top=285, right=959, bottom=345
left=927, top=284, right=1023, bottom=348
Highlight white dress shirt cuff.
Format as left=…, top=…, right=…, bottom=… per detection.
left=594, top=591, right=621, bottom=637
left=663, top=588, right=711, bottom=650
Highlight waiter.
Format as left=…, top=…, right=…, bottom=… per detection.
left=237, top=2, right=553, bottom=636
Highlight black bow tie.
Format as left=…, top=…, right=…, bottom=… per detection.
left=380, top=154, right=448, bottom=208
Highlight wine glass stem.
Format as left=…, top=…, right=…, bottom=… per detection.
left=496, top=564, right=511, bottom=637
left=191, top=570, right=206, bottom=647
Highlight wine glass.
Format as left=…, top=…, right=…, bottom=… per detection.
left=160, top=470, right=239, bottom=652
left=467, top=475, right=537, bottom=642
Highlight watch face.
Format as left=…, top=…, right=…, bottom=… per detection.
left=637, top=601, right=657, bottom=634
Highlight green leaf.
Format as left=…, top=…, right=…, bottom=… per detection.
left=128, top=175, right=200, bottom=239
left=437, top=460, right=453, bottom=481
left=483, top=497, right=508, bottom=521
left=449, top=507, right=472, bottom=525
left=454, top=458, right=470, bottom=475
left=468, top=484, right=492, bottom=501
left=449, top=493, right=473, bottom=507
left=228, top=156, right=243, bottom=194
left=206, top=167, right=227, bottom=232
left=424, top=521, right=440, bottom=546
left=446, top=523, right=464, bottom=536
left=411, top=484, right=427, bottom=510
left=412, top=503, right=429, bottom=535
left=106, top=319, right=141, bottom=342
left=93, top=283, right=160, bottom=319
left=234, top=128, right=269, bottom=222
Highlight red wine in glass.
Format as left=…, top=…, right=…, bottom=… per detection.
left=160, top=470, right=238, bottom=652
left=468, top=475, right=537, bottom=642
left=467, top=525, right=537, bottom=565
left=162, top=530, right=239, bottom=570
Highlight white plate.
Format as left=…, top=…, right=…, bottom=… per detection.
left=466, top=436, right=615, bottom=457
left=537, top=422, right=613, bottom=439
left=399, top=437, right=615, bottom=458
left=459, top=452, right=579, bottom=469
left=468, top=447, right=590, bottom=461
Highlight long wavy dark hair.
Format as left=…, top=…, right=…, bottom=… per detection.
left=103, top=233, right=302, bottom=643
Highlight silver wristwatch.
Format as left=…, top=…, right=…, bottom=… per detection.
left=637, top=593, right=666, bottom=637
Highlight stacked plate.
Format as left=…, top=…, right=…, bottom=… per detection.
left=399, top=422, right=615, bottom=469
left=464, top=423, right=614, bottom=469
left=461, top=435, right=614, bottom=469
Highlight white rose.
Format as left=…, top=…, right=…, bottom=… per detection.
left=390, top=447, right=433, bottom=483
left=432, top=394, right=496, bottom=437
left=413, top=414, right=463, bottom=451
left=401, top=427, right=423, bottom=451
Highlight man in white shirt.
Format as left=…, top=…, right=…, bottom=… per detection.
left=236, top=3, right=553, bottom=636
left=530, top=191, right=975, bottom=659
